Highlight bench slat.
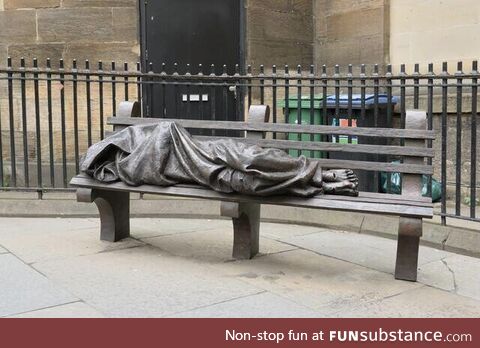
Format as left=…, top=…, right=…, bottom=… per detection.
left=70, top=175, right=433, bottom=218
left=354, top=191, right=432, bottom=204
left=107, top=117, right=436, bottom=140
left=312, top=159, right=431, bottom=175
left=172, top=183, right=432, bottom=207
left=194, top=136, right=434, bottom=158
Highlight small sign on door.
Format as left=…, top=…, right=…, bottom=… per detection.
left=182, top=94, right=209, bottom=102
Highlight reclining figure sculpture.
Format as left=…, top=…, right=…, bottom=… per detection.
left=80, top=122, right=359, bottom=198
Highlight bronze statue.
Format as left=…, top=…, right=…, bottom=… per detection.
left=81, top=122, right=359, bottom=197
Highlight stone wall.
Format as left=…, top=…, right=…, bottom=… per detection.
left=313, top=0, right=389, bottom=71
left=390, top=0, right=480, bottom=72
left=0, top=0, right=139, bottom=68
left=0, top=0, right=314, bottom=70
left=245, top=0, right=313, bottom=69
left=1, top=0, right=479, bottom=199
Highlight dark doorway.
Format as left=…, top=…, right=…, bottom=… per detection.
left=140, top=0, right=245, bottom=123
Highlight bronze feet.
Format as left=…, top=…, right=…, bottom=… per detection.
left=322, top=169, right=359, bottom=196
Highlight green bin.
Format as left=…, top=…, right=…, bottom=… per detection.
left=278, top=95, right=326, bottom=158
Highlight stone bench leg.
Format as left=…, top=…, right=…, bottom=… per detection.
left=221, top=202, right=260, bottom=260
left=395, top=217, right=422, bottom=282
left=77, top=188, right=130, bottom=242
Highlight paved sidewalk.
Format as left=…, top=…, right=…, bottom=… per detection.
left=0, top=217, right=479, bottom=318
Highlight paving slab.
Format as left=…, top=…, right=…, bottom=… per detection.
left=1, top=217, right=479, bottom=318
left=212, top=249, right=422, bottom=315
left=142, top=229, right=296, bottom=264
left=33, top=246, right=264, bottom=318
left=277, top=230, right=449, bottom=274
left=171, top=292, right=320, bottom=318
left=0, top=218, right=143, bottom=264
left=419, top=254, right=480, bottom=301
left=0, top=254, right=77, bottom=317
left=333, top=286, right=480, bottom=318
left=259, top=222, right=328, bottom=240
left=130, top=218, right=231, bottom=239
left=9, top=302, right=105, bottom=318
left=0, top=218, right=99, bottom=233
left=418, top=261, right=456, bottom=293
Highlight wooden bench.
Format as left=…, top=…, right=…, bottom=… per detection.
left=70, top=102, right=434, bottom=282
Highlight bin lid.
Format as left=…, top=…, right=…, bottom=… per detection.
left=326, top=94, right=398, bottom=106
left=278, top=95, right=325, bottom=109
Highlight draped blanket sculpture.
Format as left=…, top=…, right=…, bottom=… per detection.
left=80, top=122, right=359, bottom=197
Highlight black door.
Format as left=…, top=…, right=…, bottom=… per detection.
left=140, top=0, right=245, bottom=122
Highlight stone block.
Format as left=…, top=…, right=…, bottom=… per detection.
left=325, top=0, right=384, bottom=15
left=318, top=34, right=386, bottom=66
left=112, top=7, right=139, bottom=43
left=445, top=227, right=480, bottom=257
left=313, top=2, right=327, bottom=39
left=248, top=6, right=312, bottom=42
left=62, top=0, right=137, bottom=8
left=7, top=43, right=65, bottom=66
left=326, top=8, right=384, bottom=41
left=4, top=0, right=60, bottom=9
left=0, top=44, right=7, bottom=65
left=248, top=38, right=313, bottom=67
left=248, top=0, right=312, bottom=16
left=0, top=10, right=36, bottom=44
left=290, top=0, right=313, bottom=16
left=246, top=0, right=291, bottom=12
left=64, top=42, right=139, bottom=66
left=389, top=0, right=480, bottom=66
left=37, top=8, right=115, bottom=44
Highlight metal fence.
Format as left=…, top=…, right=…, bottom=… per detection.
left=0, top=58, right=479, bottom=226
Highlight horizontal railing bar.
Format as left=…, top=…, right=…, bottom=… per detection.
left=2, top=76, right=478, bottom=90
left=107, top=117, right=436, bottom=140
left=0, top=67, right=479, bottom=80
left=437, top=212, right=480, bottom=225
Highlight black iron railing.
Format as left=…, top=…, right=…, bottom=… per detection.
left=0, top=58, right=479, bottom=226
